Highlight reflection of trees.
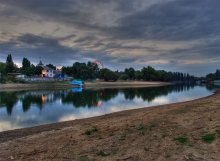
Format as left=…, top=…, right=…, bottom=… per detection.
left=0, top=90, right=67, bottom=114
left=121, top=84, right=195, bottom=102
left=0, top=84, right=203, bottom=115
left=0, top=92, right=19, bottom=115
left=21, top=95, right=43, bottom=112
left=61, top=89, right=118, bottom=108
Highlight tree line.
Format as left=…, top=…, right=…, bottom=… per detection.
left=206, top=70, right=220, bottom=81
left=62, top=62, right=196, bottom=82
left=0, top=54, right=197, bottom=82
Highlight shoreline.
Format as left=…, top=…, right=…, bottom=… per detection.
left=0, top=90, right=219, bottom=160
left=0, top=81, right=171, bottom=91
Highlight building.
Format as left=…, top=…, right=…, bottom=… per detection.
left=41, top=66, right=55, bottom=78
left=38, top=60, right=62, bottom=78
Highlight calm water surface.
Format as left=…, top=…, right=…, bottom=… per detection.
left=0, top=85, right=216, bottom=131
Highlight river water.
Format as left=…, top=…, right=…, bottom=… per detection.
left=0, top=85, right=216, bottom=132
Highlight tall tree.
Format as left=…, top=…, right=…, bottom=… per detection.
left=5, top=54, right=15, bottom=74
left=0, top=62, right=6, bottom=74
left=125, top=67, right=135, bottom=80
left=22, top=58, right=31, bottom=70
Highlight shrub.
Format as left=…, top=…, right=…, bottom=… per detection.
left=174, top=136, right=188, bottom=144
left=84, top=127, right=98, bottom=136
left=202, top=134, right=215, bottom=143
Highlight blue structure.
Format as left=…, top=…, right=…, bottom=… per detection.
left=70, top=79, right=84, bottom=87
left=71, top=87, right=83, bottom=93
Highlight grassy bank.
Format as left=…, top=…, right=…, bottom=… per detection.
left=0, top=91, right=219, bottom=160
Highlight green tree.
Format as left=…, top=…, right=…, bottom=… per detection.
left=125, top=67, right=135, bottom=80
left=22, top=58, right=31, bottom=71
left=135, top=70, right=143, bottom=80
left=46, top=64, right=56, bottom=70
left=35, top=66, right=43, bottom=75
left=119, top=74, right=129, bottom=80
left=5, top=54, right=15, bottom=74
left=99, top=68, right=118, bottom=81
left=0, top=62, right=6, bottom=74
left=142, top=66, right=157, bottom=81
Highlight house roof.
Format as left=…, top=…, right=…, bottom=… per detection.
left=41, top=66, right=53, bottom=70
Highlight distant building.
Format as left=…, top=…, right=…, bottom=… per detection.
left=38, top=60, right=44, bottom=66
left=41, top=66, right=55, bottom=78
left=38, top=60, right=62, bottom=78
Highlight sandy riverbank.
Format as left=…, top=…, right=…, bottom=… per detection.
left=0, top=90, right=219, bottom=160
left=0, top=81, right=171, bottom=91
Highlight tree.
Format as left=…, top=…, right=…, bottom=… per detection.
left=141, top=66, right=157, bottom=81
left=22, top=58, right=31, bottom=70
left=135, top=70, right=143, bottom=80
left=99, top=68, right=118, bottom=81
left=35, top=66, right=43, bottom=75
left=5, top=54, right=15, bottom=74
left=46, top=64, right=56, bottom=70
left=0, top=62, right=6, bottom=74
left=119, top=74, right=129, bottom=80
left=125, top=67, right=135, bottom=80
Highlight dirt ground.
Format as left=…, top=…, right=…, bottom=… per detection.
left=0, top=91, right=219, bottom=161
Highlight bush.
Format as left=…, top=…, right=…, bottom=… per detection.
left=84, top=127, right=98, bottom=136
left=202, top=134, right=215, bottom=143
left=174, top=136, right=188, bottom=144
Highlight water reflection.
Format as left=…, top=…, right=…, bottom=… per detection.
left=0, top=85, right=215, bottom=131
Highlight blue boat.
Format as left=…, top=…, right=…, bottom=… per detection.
left=71, top=87, right=83, bottom=93
left=70, top=79, right=85, bottom=87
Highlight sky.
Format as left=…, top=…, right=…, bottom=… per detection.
left=0, top=0, right=219, bottom=76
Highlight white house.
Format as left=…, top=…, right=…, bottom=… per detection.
left=41, top=66, right=55, bottom=78
left=38, top=61, right=61, bottom=78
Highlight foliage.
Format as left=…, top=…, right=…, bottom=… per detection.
left=61, top=62, right=196, bottom=82
left=0, top=62, right=6, bottom=74
left=1, top=55, right=197, bottom=82
left=21, top=57, right=43, bottom=76
left=22, top=58, right=31, bottom=70
left=84, top=127, right=98, bottom=136
left=206, top=69, right=220, bottom=81
left=125, top=67, right=135, bottom=80
left=5, top=54, right=17, bottom=74
left=46, top=64, right=56, bottom=70
left=202, top=134, right=216, bottom=143
left=99, top=68, right=119, bottom=81
left=62, top=62, right=99, bottom=80
left=174, top=136, right=188, bottom=144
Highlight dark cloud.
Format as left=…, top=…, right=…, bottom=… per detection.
left=0, top=34, right=118, bottom=67
left=114, top=0, right=220, bottom=40
left=0, top=0, right=220, bottom=75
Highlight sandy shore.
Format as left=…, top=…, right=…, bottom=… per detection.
left=0, top=81, right=170, bottom=91
left=0, top=90, right=219, bottom=160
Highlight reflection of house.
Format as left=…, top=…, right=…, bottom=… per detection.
left=214, top=80, right=220, bottom=85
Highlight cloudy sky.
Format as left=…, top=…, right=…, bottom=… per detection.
left=0, top=0, right=219, bottom=76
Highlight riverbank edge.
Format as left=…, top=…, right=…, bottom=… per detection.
left=0, top=88, right=217, bottom=143
left=0, top=81, right=171, bottom=91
